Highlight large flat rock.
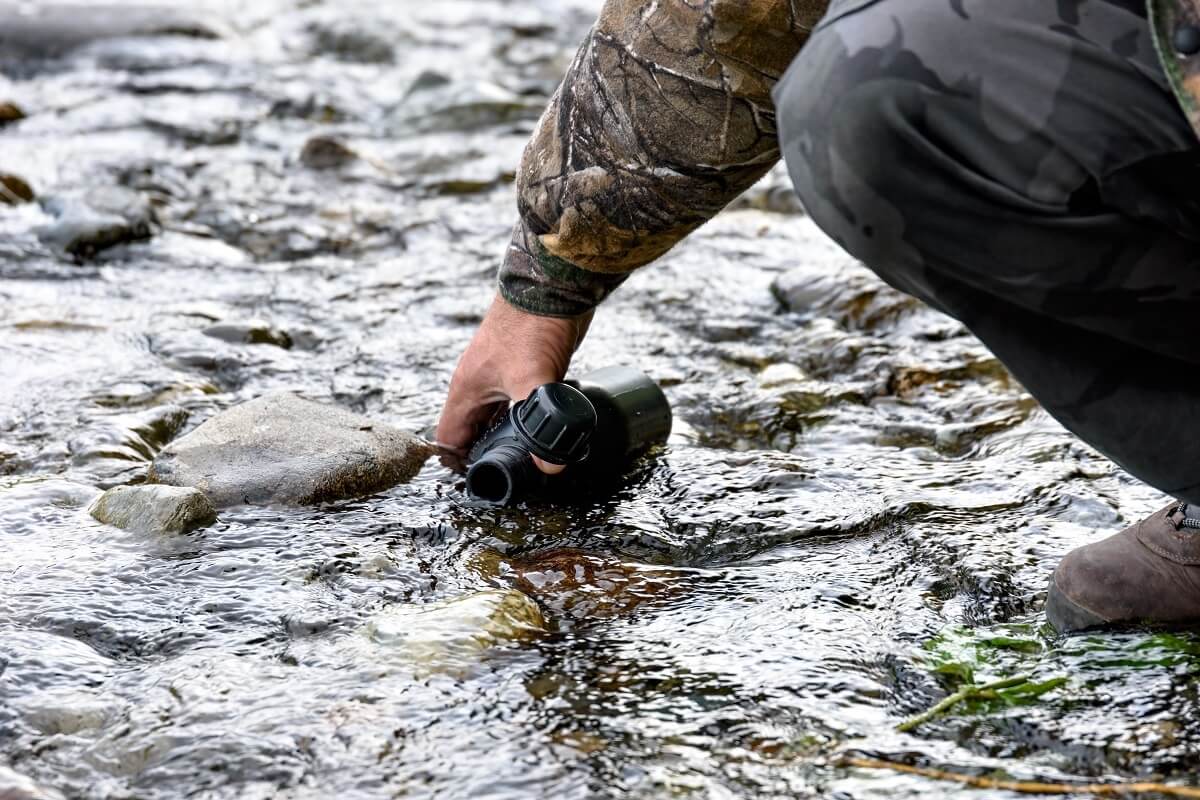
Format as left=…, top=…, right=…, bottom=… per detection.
left=148, top=393, right=433, bottom=507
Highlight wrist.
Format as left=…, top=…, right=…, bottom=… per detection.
left=498, top=219, right=629, bottom=317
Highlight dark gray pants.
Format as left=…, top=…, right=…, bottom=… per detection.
left=776, top=0, right=1200, bottom=502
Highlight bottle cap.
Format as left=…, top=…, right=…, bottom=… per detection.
left=511, top=383, right=597, bottom=464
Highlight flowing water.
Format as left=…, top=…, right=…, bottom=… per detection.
left=2, top=1, right=1199, bottom=797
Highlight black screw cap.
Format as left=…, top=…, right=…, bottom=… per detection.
left=511, top=383, right=597, bottom=464
left=1176, top=24, right=1200, bottom=55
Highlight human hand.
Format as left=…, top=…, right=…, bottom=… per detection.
left=436, top=293, right=593, bottom=474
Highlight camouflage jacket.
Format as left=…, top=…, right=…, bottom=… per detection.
left=499, top=0, right=1200, bottom=317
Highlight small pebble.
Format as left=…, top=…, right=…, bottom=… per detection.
left=0, top=101, right=25, bottom=126
left=202, top=321, right=292, bottom=349
left=300, top=136, right=358, bottom=169
left=0, top=174, right=34, bottom=205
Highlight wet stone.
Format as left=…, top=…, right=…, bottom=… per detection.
left=143, top=116, right=240, bottom=147
left=17, top=689, right=117, bottom=736
left=69, top=404, right=190, bottom=485
left=90, top=484, right=216, bottom=535
left=0, top=101, right=24, bottom=125
left=406, top=69, right=452, bottom=95
left=36, top=187, right=156, bottom=260
left=730, top=164, right=805, bottom=215
left=299, top=135, right=358, bottom=170
left=393, top=82, right=542, bottom=133
left=268, top=93, right=345, bottom=122
left=305, top=20, right=394, bottom=64
left=202, top=321, right=292, bottom=349
left=365, top=589, right=546, bottom=668
left=91, top=379, right=219, bottom=409
left=771, top=262, right=919, bottom=331
left=0, top=174, right=35, bottom=205
left=496, top=549, right=684, bottom=621
left=0, top=5, right=223, bottom=61
left=148, top=392, right=434, bottom=507
left=758, top=363, right=809, bottom=389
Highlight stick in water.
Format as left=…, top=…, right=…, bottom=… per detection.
left=839, top=756, right=1200, bottom=798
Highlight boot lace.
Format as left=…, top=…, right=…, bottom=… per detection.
left=1175, top=502, right=1200, bottom=530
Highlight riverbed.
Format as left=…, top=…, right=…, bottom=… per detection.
left=2, top=1, right=1198, bottom=798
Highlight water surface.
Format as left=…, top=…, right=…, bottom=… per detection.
left=2, top=1, right=1198, bottom=797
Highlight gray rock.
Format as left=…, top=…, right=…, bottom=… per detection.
left=202, top=320, right=292, bottom=349
left=89, top=484, right=215, bottom=534
left=36, top=187, right=156, bottom=259
left=148, top=392, right=434, bottom=507
left=0, top=174, right=34, bottom=205
left=300, top=136, right=358, bottom=170
left=405, top=69, right=451, bottom=96
left=69, top=404, right=190, bottom=485
left=771, top=262, right=919, bottom=330
left=729, top=163, right=805, bottom=215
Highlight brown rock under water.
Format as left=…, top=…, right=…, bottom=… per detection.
left=0, top=174, right=34, bottom=205
left=480, top=548, right=686, bottom=621
left=0, top=101, right=25, bottom=126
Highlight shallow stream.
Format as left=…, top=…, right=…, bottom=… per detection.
left=2, top=1, right=1198, bottom=797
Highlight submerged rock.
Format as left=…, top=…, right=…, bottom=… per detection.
left=36, top=187, right=156, bottom=259
left=89, top=484, right=215, bottom=534
left=365, top=589, right=545, bottom=669
left=392, top=82, right=542, bottom=133
left=0, top=5, right=222, bottom=61
left=478, top=549, right=685, bottom=621
left=0, top=174, right=34, bottom=205
left=299, top=135, right=358, bottom=170
left=0, top=101, right=23, bottom=126
left=202, top=321, right=292, bottom=349
left=305, top=20, right=394, bottom=64
left=17, top=689, right=118, bottom=736
left=771, top=263, right=920, bottom=331
left=148, top=392, right=433, bottom=507
left=69, top=405, right=190, bottom=485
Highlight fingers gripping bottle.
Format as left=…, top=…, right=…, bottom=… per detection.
left=465, top=366, right=671, bottom=505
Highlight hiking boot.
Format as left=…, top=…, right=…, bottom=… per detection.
left=1046, top=502, right=1200, bottom=632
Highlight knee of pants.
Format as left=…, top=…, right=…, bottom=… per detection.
left=772, top=0, right=1191, bottom=284
left=767, top=0, right=990, bottom=278
left=774, top=42, right=949, bottom=293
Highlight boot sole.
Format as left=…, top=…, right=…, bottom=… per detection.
left=1045, top=577, right=1109, bottom=633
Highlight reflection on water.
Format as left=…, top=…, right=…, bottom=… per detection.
left=1, top=1, right=1197, bottom=797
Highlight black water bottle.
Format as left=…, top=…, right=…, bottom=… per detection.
left=465, top=366, right=671, bottom=505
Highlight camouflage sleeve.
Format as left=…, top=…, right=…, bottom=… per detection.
left=499, top=0, right=826, bottom=317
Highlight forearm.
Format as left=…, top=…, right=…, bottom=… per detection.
left=500, top=0, right=825, bottom=317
